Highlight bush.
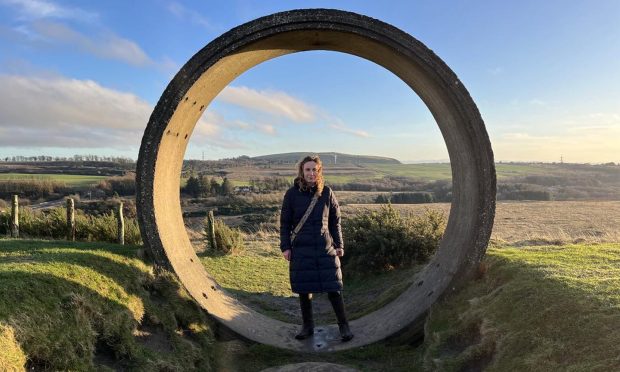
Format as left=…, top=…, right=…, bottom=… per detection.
left=0, top=206, right=142, bottom=245
left=204, top=219, right=244, bottom=255
left=376, top=192, right=434, bottom=204
left=97, top=174, right=136, bottom=197
left=0, top=179, right=67, bottom=199
left=342, top=204, right=446, bottom=272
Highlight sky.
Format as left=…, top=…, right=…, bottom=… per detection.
left=0, top=0, right=618, bottom=163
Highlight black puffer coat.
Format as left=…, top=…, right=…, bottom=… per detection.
left=280, top=183, right=344, bottom=294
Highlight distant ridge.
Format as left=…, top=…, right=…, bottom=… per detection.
left=252, top=152, right=401, bottom=165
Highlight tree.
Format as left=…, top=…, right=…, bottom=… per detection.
left=184, top=174, right=201, bottom=197
left=209, top=178, right=220, bottom=196
left=199, top=175, right=212, bottom=196
left=221, top=177, right=234, bottom=196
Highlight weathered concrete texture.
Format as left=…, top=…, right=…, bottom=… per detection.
left=136, top=9, right=496, bottom=352
left=261, top=362, right=360, bottom=372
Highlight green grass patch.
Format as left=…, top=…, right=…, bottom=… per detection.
left=200, top=246, right=425, bottom=325
left=0, top=239, right=215, bottom=371
left=365, top=163, right=453, bottom=181
left=201, top=255, right=291, bottom=297
left=3, top=236, right=618, bottom=370
left=0, top=173, right=106, bottom=187
left=424, top=243, right=620, bottom=371
left=221, top=243, right=620, bottom=371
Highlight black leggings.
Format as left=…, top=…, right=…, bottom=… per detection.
left=299, top=292, right=348, bottom=324
left=299, top=292, right=342, bottom=301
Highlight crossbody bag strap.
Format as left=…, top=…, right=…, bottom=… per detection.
left=291, top=193, right=320, bottom=243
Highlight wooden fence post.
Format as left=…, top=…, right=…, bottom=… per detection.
left=207, top=210, right=217, bottom=251
left=116, top=202, right=124, bottom=245
left=66, top=198, right=75, bottom=241
left=10, top=195, right=19, bottom=238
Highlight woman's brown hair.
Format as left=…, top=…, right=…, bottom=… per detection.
left=295, top=155, right=324, bottom=196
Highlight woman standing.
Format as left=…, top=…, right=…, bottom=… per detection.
left=280, top=155, right=354, bottom=342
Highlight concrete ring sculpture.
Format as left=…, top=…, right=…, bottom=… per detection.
left=136, top=9, right=496, bottom=352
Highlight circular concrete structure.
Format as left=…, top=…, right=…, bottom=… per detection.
left=136, top=9, right=496, bottom=352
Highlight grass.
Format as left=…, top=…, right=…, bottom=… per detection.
left=364, top=163, right=453, bottom=181
left=210, top=243, right=620, bottom=371
left=422, top=243, right=620, bottom=371
left=0, top=239, right=215, bottom=371
left=0, top=173, right=107, bottom=187
left=3, top=213, right=619, bottom=370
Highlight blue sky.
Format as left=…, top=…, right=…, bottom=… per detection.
left=0, top=0, right=618, bottom=163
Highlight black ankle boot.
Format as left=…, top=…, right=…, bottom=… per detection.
left=295, top=294, right=314, bottom=340
left=338, top=322, right=354, bottom=342
left=295, top=323, right=314, bottom=340
left=328, top=292, right=354, bottom=342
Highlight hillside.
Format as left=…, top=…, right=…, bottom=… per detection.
left=252, top=152, right=401, bottom=165
left=0, top=240, right=215, bottom=371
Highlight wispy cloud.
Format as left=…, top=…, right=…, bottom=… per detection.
left=493, top=112, right=620, bottom=162
left=1, top=0, right=98, bottom=22
left=1, top=0, right=157, bottom=67
left=0, top=74, right=150, bottom=149
left=166, top=2, right=212, bottom=29
left=528, top=99, right=547, bottom=106
left=328, top=122, right=370, bottom=138
left=256, top=124, right=276, bottom=135
left=218, top=86, right=317, bottom=123
left=0, top=74, right=248, bottom=151
left=489, top=66, right=504, bottom=76
left=30, top=21, right=152, bottom=66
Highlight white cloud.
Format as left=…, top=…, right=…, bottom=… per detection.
left=166, top=2, right=212, bottom=29
left=31, top=21, right=152, bottom=66
left=493, top=113, right=620, bottom=163
left=257, top=124, right=276, bottom=135
left=0, top=74, right=151, bottom=149
left=528, top=99, right=547, bottom=106
left=1, top=0, right=98, bottom=22
left=328, top=123, right=370, bottom=138
left=489, top=66, right=504, bottom=76
left=0, top=74, right=247, bottom=151
left=218, top=86, right=317, bottom=123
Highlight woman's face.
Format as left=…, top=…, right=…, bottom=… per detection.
left=302, top=161, right=319, bottom=185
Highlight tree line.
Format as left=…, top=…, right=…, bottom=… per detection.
left=182, top=174, right=235, bottom=197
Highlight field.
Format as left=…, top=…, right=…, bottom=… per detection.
left=0, top=173, right=106, bottom=187
left=2, top=157, right=620, bottom=370
left=218, top=162, right=620, bottom=184
left=343, top=200, right=620, bottom=245
left=188, top=200, right=620, bottom=326
left=2, top=198, right=619, bottom=370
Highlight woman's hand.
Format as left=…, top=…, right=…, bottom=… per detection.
left=336, top=248, right=344, bottom=257
left=282, top=249, right=291, bottom=261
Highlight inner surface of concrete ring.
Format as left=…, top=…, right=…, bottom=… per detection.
left=136, top=9, right=496, bottom=352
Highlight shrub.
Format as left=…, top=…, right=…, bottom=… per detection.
left=342, top=204, right=446, bottom=273
left=204, top=218, right=244, bottom=255
left=0, top=206, right=142, bottom=245
left=97, top=173, right=136, bottom=196
left=376, top=192, right=434, bottom=204
left=0, top=179, right=67, bottom=199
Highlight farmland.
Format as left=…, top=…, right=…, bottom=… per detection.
left=0, top=173, right=106, bottom=187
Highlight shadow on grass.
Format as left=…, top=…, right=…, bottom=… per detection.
left=213, top=262, right=424, bottom=325
left=0, top=239, right=214, bottom=371
left=208, top=245, right=620, bottom=372
left=423, top=247, right=620, bottom=371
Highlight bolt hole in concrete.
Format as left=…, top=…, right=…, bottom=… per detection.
left=137, top=9, right=495, bottom=352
